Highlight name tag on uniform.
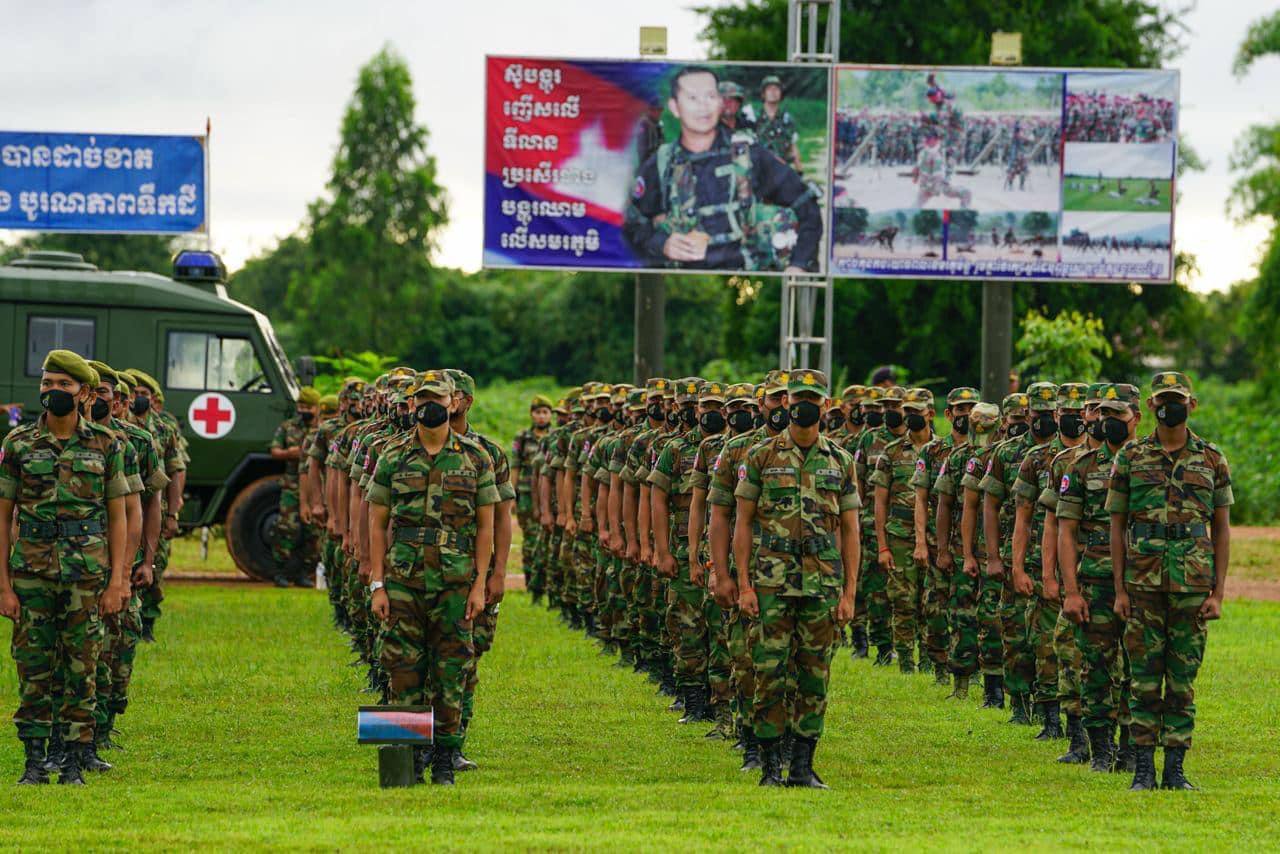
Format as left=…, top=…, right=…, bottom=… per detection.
left=763, top=467, right=795, bottom=476
left=816, top=468, right=842, bottom=478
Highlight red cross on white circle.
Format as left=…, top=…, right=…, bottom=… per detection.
left=187, top=392, right=236, bottom=439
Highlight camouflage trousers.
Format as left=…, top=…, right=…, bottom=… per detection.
left=592, top=545, right=611, bottom=638
left=1055, top=607, right=1083, bottom=716
left=655, top=574, right=674, bottom=660
left=705, top=595, right=733, bottom=712
left=666, top=567, right=709, bottom=690
left=948, top=567, right=1005, bottom=677
left=575, top=531, right=597, bottom=612
left=1075, top=579, right=1132, bottom=732
left=138, top=532, right=172, bottom=624
left=462, top=600, right=500, bottom=734
left=380, top=577, right=474, bottom=749
left=978, top=571, right=1004, bottom=675
left=606, top=557, right=631, bottom=651
left=1124, top=589, right=1209, bottom=749
left=923, top=552, right=951, bottom=670
left=886, top=536, right=925, bottom=665
left=11, top=573, right=107, bottom=743
left=272, top=485, right=303, bottom=571
left=323, top=536, right=343, bottom=613
left=860, top=530, right=891, bottom=647
left=752, top=587, right=838, bottom=741
left=96, top=591, right=143, bottom=728
left=345, top=551, right=375, bottom=663
left=515, top=494, right=536, bottom=570
left=1000, top=576, right=1036, bottom=696
left=526, top=525, right=550, bottom=598
left=1025, top=582, right=1061, bottom=705
left=543, top=527, right=565, bottom=605
left=726, top=606, right=758, bottom=723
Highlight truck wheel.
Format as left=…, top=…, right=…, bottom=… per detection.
left=225, top=475, right=282, bottom=581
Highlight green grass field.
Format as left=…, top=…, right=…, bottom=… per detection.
left=2, top=584, right=1279, bottom=849
left=1062, top=177, right=1173, bottom=212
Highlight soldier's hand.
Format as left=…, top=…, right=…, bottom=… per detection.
left=639, top=544, right=652, bottom=566
left=1199, top=594, right=1223, bottom=621
left=540, top=512, right=553, bottom=529
left=465, top=585, right=486, bottom=621
left=658, top=552, right=677, bottom=579
left=1063, top=591, right=1089, bottom=624
left=1012, top=568, right=1034, bottom=597
left=878, top=547, right=895, bottom=571
left=713, top=573, right=738, bottom=609
left=357, top=562, right=372, bottom=584
left=663, top=233, right=708, bottom=262
left=0, top=588, right=18, bottom=621
left=564, top=518, right=577, bottom=537
left=163, top=515, right=179, bottom=539
left=311, top=504, right=327, bottom=524
left=690, top=559, right=704, bottom=588
left=984, top=558, right=1005, bottom=579
left=1042, top=577, right=1060, bottom=604
left=625, top=542, right=640, bottom=563
left=486, top=571, right=506, bottom=606
left=371, top=588, right=390, bottom=622
left=836, top=593, right=855, bottom=626
left=912, top=543, right=929, bottom=565
left=100, top=582, right=128, bottom=616
left=738, top=586, right=760, bottom=618
left=962, top=555, right=979, bottom=578
left=937, top=549, right=954, bottom=571
left=132, top=563, right=154, bottom=587
left=1113, top=588, right=1131, bottom=622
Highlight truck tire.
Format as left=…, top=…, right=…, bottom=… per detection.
left=225, top=475, right=282, bottom=581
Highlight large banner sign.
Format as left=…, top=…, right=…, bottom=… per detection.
left=484, top=57, right=829, bottom=275
left=830, top=66, right=1178, bottom=282
left=0, top=132, right=206, bottom=234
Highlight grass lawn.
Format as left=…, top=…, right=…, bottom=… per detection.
left=1062, top=177, right=1172, bottom=212
left=1230, top=535, right=1280, bottom=583
left=1, top=584, right=1278, bottom=849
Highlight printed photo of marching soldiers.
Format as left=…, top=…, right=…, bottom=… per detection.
left=623, top=63, right=829, bottom=274
left=833, top=207, right=1059, bottom=263
left=832, top=68, right=1063, bottom=215
left=1064, top=70, right=1178, bottom=144
left=1063, top=142, right=1176, bottom=213
left=1060, top=212, right=1173, bottom=278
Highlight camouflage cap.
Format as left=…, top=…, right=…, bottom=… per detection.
left=863, top=386, right=886, bottom=407
left=1150, top=370, right=1193, bottom=399
left=126, top=368, right=162, bottom=396
left=553, top=396, right=571, bottom=415
left=726, top=382, right=754, bottom=404
left=718, top=80, right=745, bottom=99
left=787, top=369, right=829, bottom=400
left=87, top=360, right=117, bottom=388
left=969, top=402, right=1002, bottom=434
left=762, top=369, right=788, bottom=395
left=373, top=374, right=391, bottom=392
left=946, top=387, right=980, bottom=406
left=902, top=387, right=932, bottom=411
left=675, top=377, right=704, bottom=404
left=1097, top=382, right=1141, bottom=413
left=698, top=381, right=727, bottom=404
left=389, top=366, right=415, bottom=379
left=611, top=384, right=634, bottom=406
left=644, top=377, right=670, bottom=398
left=1026, top=381, right=1059, bottom=412
left=841, top=384, right=868, bottom=404
left=1001, top=392, right=1030, bottom=414
left=879, top=385, right=906, bottom=403
left=297, top=387, right=321, bottom=406
left=531, top=393, right=554, bottom=409
left=416, top=369, right=455, bottom=397
left=1085, top=382, right=1107, bottom=405
left=626, top=389, right=646, bottom=410
left=445, top=369, right=476, bottom=398
left=320, top=393, right=339, bottom=412
left=340, top=378, right=367, bottom=401
left=594, top=382, right=615, bottom=402
left=1057, top=382, right=1088, bottom=410
left=760, top=74, right=784, bottom=91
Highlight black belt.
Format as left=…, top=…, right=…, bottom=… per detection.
left=1086, top=531, right=1111, bottom=548
left=889, top=506, right=915, bottom=522
left=392, top=526, right=474, bottom=552
left=20, top=518, right=105, bottom=540
left=760, top=532, right=836, bottom=556
left=1130, top=522, right=1207, bottom=541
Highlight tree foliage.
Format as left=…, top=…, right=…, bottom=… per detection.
left=0, top=233, right=176, bottom=273
left=1014, top=309, right=1112, bottom=382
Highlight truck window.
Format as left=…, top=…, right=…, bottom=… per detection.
left=167, top=331, right=271, bottom=393
left=27, top=316, right=95, bottom=376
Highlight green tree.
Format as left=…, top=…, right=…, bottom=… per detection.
left=912, top=210, right=941, bottom=240
left=0, top=233, right=176, bottom=273
left=288, top=46, right=448, bottom=357
left=1021, top=211, right=1053, bottom=238
left=1014, top=309, right=1112, bottom=382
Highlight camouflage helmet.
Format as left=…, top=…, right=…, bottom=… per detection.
left=1026, top=381, right=1059, bottom=412
left=969, top=402, right=1002, bottom=435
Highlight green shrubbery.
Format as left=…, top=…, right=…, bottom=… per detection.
left=1186, top=379, right=1278, bottom=525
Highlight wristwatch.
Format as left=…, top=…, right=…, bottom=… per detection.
left=369, top=580, right=385, bottom=594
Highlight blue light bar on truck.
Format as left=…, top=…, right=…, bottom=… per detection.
left=172, top=250, right=227, bottom=283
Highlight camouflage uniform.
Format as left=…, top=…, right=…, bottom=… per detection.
left=511, top=400, right=551, bottom=578
left=619, top=380, right=670, bottom=668
left=852, top=386, right=901, bottom=660
left=271, top=409, right=317, bottom=581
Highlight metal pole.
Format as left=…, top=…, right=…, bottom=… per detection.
left=981, top=281, right=1012, bottom=402
left=634, top=273, right=665, bottom=384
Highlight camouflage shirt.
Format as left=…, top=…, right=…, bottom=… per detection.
left=979, top=432, right=1048, bottom=562
left=911, top=433, right=960, bottom=545
left=111, top=417, right=168, bottom=499
left=511, top=426, right=548, bottom=499
left=958, top=443, right=999, bottom=560
left=0, top=414, right=130, bottom=580
left=1105, top=432, right=1233, bottom=592
left=1055, top=442, right=1120, bottom=581
left=755, top=107, right=799, bottom=164
left=734, top=431, right=860, bottom=596
left=852, top=427, right=893, bottom=532
left=929, top=439, right=973, bottom=555
left=271, top=416, right=314, bottom=487
left=1011, top=436, right=1071, bottom=569
left=870, top=433, right=931, bottom=544
left=708, top=426, right=775, bottom=509
left=648, top=427, right=705, bottom=559
left=367, top=429, right=499, bottom=591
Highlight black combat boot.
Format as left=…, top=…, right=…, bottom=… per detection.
left=645, top=656, right=663, bottom=684
left=43, top=727, right=66, bottom=773
left=658, top=663, right=678, bottom=698
left=897, top=654, right=915, bottom=675
left=140, top=617, right=157, bottom=642
left=1114, top=725, right=1135, bottom=773
left=57, top=742, right=86, bottom=785
left=1087, top=726, right=1114, bottom=773
left=705, top=702, right=734, bottom=740
left=1160, top=746, right=1198, bottom=790
left=740, top=732, right=762, bottom=771
left=616, top=647, right=635, bottom=668
left=430, top=745, right=456, bottom=785
left=1035, top=702, right=1063, bottom=740
left=981, top=674, right=1004, bottom=709
left=1129, top=746, right=1157, bottom=790
left=453, top=725, right=478, bottom=772
left=917, top=650, right=933, bottom=676
left=679, top=687, right=705, bottom=724
left=98, top=711, right=121, bottom=751
left=873, top=644, right=894, bottom=666
left=851, top=626, right=869, bottom=659
left=667, top=685, right=686, bottom=713
left=757, top=738, right=784, bottom=786
left=17, top=738, right=49, bottom=785
left=81, top=740, right=113, bottom=772
left=933, top=664, right=950, bottom=687
left=949, top=674, right=970, bottom=700
left=1058, top=715, right=1089, bottom=764
left=273, top=574, right=291, bottom=588
left=785, top=735, right=830, bottom=789
left=413, top=745, right=432, bottom=784
left=780, top=730, right=795, bottom=768
left=1008, top=693, right=1032, bottom=725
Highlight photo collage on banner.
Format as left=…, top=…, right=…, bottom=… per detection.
left=484, top=57, right=830, bottom=275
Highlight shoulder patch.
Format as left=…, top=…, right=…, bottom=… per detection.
left=738, top=463, right=748, bottom=481
left=965, top=458, right=977, bottom=474
left=1060, top=474, right=1071, bottom=494
left=915, top=458, right=926, bottom=473
left=633, top=175, right=646, bottom=199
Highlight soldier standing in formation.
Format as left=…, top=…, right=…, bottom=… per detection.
left=271, top=387, right=321, bottom=587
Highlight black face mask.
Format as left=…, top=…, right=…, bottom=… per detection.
left=849, top=410, right=865, bottom=426
left=906, top=413, right=927, bottom=432
left=789, top=401, right=822, bottom=428
left=883, top=410, right=904, bottom=430
left=865, top=411, right=884, bottom=428
left=416, top=401, right=449, bottom=428
left=1031, top=413, right=1057, bottom=439
left=595, top=407, right=614, bottom=423
left=300, top=411, right=315, bottom=424
left=826, top=412, right=846, bottom=431
left=1059, top=413, right=1085, bottom=439
left=728, top=410, right=754, bottom=434
left=396, top=413, right=415, bottom=431
left=40, top=389, right=78, bottom=418
left=130, top=396, right=151, bottom=415
left=647, top=402, right=664, bottom=421
left=1087, top=419, right=1106, bottom=442
left=699, top=410, right=726, bottom=434
left=1156, top=400, right=1189, bottom=428
left=679, top=407, right=697, bottom=428
left=952, top=414, right=969, bottom=435
left=1103, top=416, right=1129, bottom=446
left=752, top=412, right=766, bottom=429
left=1007, top=421, right=1029, bottom=438
left=666, top=410, right=680, bottom=425
left=767, top=406, right=789, bottom=431
left=90, top=398, right=111, bottom=421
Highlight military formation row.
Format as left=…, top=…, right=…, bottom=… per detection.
left=510, top=369, right=1232, bottom=791
left=2, top=350, right=189, bottom=785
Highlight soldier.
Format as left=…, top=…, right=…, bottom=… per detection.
left=603, top=388, right=649, bottom=668
left=1059, top=383, right=1141, bottom=774
left=540, top=390, right=580, bottom=613
left=582, top=384, right=630, bottom=654
left=1012, top=382, right=1088, bottom=741
left=1, top=350, right=131, bottom=785
left=852, top=385, right=899, bottom=665
left=733, top=369, right=859, bottom=788
left=367, top=370, right=498, bottom=785
left=270, top=387, right=321, bottom=587
left=308, top=379, right=365, bottom=628
left=623, top=65, right=822, bottom=272
left=755, top=75, right=803, bottom=173
left=915, top=386, right=978, bottom=689
left=1107, top=372, right=1232, bottom=791
left=512, top=394, right=553, bottom=587
left=871, top=388, right=935, bottom=674
left=719, top=80, right=756, bottom=132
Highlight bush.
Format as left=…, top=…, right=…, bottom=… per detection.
left=470, top=376, right=569, bottom=455
left=1185, top=379, right=1279, bottom=525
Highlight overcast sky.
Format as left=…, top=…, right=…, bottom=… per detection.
left=4, top=0, right=1275, bottom=292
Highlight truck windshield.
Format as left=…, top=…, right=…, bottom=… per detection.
left=256, top=313, right=299, bottom=397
